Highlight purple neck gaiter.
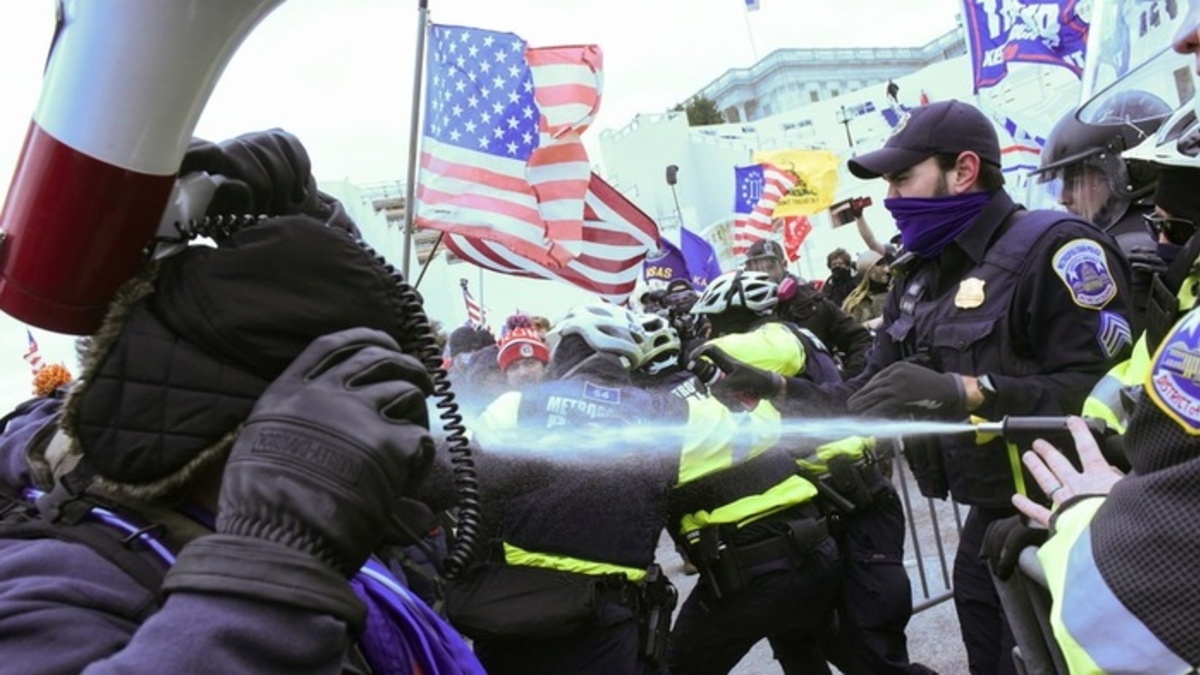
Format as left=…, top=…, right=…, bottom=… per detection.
left=884, top=191, right=993, bottom=258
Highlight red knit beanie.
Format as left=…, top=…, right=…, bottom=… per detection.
left=497, top=327, right=550, bottom=371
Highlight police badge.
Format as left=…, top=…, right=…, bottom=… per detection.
left=954, top=278, right=986, bottom=309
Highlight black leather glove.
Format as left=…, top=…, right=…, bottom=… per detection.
left=687, top=344, right=784, bottom=409
left=981, top=515, right=1048, bottom=581
left=164, top=328, right=435, bottom=627
left=1127, top=246, right=1168, bottom=280
left=179, top=128, right=325, bottom=219
left=847, top=361, right=967, bottom=419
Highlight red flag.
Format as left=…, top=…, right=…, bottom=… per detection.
left=733, top=163, right=797, bottom=258
left=444, top=173, right=659, bottom=304
left=22, top=329, right=43, bottom=376
left=460, top=279, right=486, bottom=328
left=415, top=24, right=602, bottom=267
left=782, top=215, right=813, bottom=262
left=919, top=90, right=930, bottom=106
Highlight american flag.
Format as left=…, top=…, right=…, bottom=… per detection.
left=460, top=279, right=486, bottom=328
left=444, top=173, right=659, bottom=304
left=22, top=329, right=43, bottom=376
left=733, top=163, right=797, bottom=258
left=416, top=24, right=602, bottom=266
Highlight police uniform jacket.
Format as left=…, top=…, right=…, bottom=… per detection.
left=473, top=354, right=678, bottom=580
left=786, top=190, right=1134, bottom=507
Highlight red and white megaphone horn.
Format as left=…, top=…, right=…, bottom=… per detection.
left=0, top=0, right=285, bottom=334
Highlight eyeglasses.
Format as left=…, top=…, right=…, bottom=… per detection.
left=1144, top=213, right=1197, bottom=246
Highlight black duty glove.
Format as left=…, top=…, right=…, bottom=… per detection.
left=847, top=361, right=967, bottom=419
left=164, top=328, right=435, bottom=628
left=687, top=344, right=784, bottom=409
left=981, top=515, right=1049, bottom=581
left=179, top=128, right=324, bottom=219
left=1128, top=248, right=1168, bottom=280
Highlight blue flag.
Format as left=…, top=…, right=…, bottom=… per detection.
left=962, top=0, right=1088, bottom=92
left=734, top=164, right=764, bottom=214
left=644, top=240, right=689, bottom=287
left=680, top=227, right=722, bottom=290
left=643, top=228, right=723, bottom=291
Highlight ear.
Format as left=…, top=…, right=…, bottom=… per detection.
left=952, top=151, right=983, bottom=194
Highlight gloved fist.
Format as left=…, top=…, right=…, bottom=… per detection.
left=1127, top=247, right=1168, bottom=279
left=847, top=361, right=966, bottom=419
left=217, top=327, right=435, bottom=577
left=179, top=128, right=324, bottom=220
left=687, top=344, right=784, bottom=409
left=981, top=515, right=1048, bottom=581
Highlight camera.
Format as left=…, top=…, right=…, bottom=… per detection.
left=832, top=196, right=873, bottom=225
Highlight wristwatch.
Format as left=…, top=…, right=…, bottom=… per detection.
left=978, top=374, right=998, bottom=407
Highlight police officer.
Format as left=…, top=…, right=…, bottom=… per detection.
left=1013, top=15, right=1200, bottom=670
left=693, top=99, right=1134, bottom=675
left=744, top=239, right=874, bottom=378
left=1030, top=91, right=1172, bottom=334
left=447, top=303, right=677, bottom=675
left=689, top=271, right=932, bottom=675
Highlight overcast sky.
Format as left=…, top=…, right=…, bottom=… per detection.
left=0, top=0, right=960, bottom=411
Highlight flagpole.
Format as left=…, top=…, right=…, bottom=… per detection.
left=742, top=4, right=759, bottom=63
left=401, top=0, right=430, bottom=279
left=412, top=231, right=444, bottom=290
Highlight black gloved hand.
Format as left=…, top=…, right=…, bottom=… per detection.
left=164, top=328, right=435, bottom=627
left=687, top=344, right=784, bottom=409
left=981, top=515, right=1048, bottom=580
left=847, top=361, right=966, bottom=419
left=1127, top=246, right=1168, bottom=280
left=218, top=327, right=435, bottom=574
left=179, top=128, right=324, bottom=219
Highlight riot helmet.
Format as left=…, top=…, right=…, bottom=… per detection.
left=1032, top=90, right=1172, bottom=229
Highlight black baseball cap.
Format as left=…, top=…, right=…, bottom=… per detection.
left=848, top=100, right=1002, bottom=179
left=745, top=238, right=785, bottom=262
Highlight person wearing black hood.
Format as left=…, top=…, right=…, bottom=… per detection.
left=822, top=248, right=859, bottom=307
left=0, top=130, right=482, bottom=673
left=744, top=239, right=873, bottom=378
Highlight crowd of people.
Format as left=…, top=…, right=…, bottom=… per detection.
left=1, top=8, right=1200, bottom=675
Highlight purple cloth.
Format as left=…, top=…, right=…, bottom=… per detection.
left=884, top=191, right=991, bottom=258
left=351, top=560, right=485, bottom=675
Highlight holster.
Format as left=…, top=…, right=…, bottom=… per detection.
left=637, top=564, right=677, bottom=666
left=826, top=455, right=877, bottom=510
left=687, top=525, right=748, bottom=601
left=686, top=514, right=828, bottom=601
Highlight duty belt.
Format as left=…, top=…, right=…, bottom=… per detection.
left=730, top=517, right=829, bottom=571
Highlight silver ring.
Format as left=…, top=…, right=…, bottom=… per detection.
left=1046, top=483, right=1064, bottom=498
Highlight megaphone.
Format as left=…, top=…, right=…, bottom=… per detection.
left=0, top=0, right=285, bottom=334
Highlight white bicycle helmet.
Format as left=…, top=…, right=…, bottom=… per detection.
left=551, top=303, right=647, bottom=369
left=690, top=270, right=778, bottom=316
left=637, top=313, right=681, bottom=375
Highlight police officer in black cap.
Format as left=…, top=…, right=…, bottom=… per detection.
left=743, top=238, right=873, bottom=378
left=694, top=99, right=1134, bottom=675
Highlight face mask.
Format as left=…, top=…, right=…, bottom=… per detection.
left=829, top=267, right=852, bottom=280
left=1158, top=241, right=1182, bottom=266
left=884, top=192, right=993, bottom=258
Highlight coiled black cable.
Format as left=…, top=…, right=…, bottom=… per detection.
left=155, top=213, right=482, bottom=581
left=354, top=238, right=481, bottom=581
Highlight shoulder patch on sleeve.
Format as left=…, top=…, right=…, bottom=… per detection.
left=1146, top=308, right=1200, bottom=435
left=1097, top=311, right=1132, bottom=360
left=1051, top=238, right=1117, bottom=310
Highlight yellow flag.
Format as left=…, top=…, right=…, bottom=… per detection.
left=752, top=149, right=839, bottom=217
